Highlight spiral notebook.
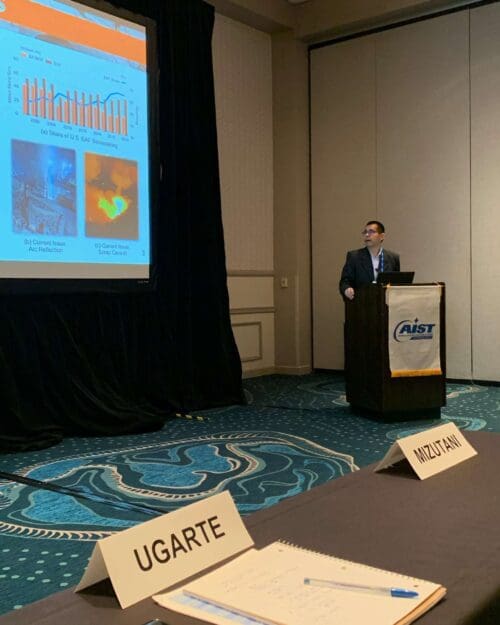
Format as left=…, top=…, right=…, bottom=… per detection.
left=153, top=541, right=446, bottom=625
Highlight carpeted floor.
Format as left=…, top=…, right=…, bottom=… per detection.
left=0, top=372, right=498, bottom=615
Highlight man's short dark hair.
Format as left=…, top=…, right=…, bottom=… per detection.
left=366, top=220, right=385, bottom=233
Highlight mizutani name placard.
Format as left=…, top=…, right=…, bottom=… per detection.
left=75, top=490, right=254, bottom=608
left=375, top=422, right=477, bottom=480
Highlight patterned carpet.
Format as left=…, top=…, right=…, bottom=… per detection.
left=0, top=372, right=498, bottom=615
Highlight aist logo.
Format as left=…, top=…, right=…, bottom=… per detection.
left=393, top=318, right=436, bottom=342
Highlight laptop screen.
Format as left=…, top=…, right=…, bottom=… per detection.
left=377, top=271, right=415, bottom=285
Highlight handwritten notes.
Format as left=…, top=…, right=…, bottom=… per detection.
left=154, top=542, right=445, bottom=625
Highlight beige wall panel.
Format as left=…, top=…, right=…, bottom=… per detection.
left=272, top=32, right=311, bottom=372
left=231, top=313, right=275, bottom=374
left=311, top=37, right=377, bottom=369
left=228, top=276, right=274, bottom=310
left=212, top=14, right=274, bottom=272
left=376, top=12, right=471, bottom=378
left=232, top=321, right=263, bottom=361
left=470, top=3, right=500, bottom=381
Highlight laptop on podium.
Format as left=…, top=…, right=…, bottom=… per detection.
left=377, top=271, right=415, bottom=285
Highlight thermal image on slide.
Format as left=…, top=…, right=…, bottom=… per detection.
left=85, top=152, right=138, bottom=240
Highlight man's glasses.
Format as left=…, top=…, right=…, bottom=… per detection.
left=361, top=228, right=379, bottom=236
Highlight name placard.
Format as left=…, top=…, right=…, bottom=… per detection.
left=75, top=490, right=254, bottom=608
left=375, top=423, right=477, bottom=480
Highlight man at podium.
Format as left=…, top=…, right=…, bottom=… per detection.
left=339, top=220, right=400, bottom=300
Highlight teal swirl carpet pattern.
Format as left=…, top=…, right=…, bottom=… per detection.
left=0, top=372, right=498, bottom=615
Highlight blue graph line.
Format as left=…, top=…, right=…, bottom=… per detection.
left=27, top=90, right=126, bottom=108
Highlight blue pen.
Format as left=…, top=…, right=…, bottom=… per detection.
left=304, top=577, right=419, bottom=598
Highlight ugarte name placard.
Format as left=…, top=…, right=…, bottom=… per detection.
left=375, top=422, right=477, bottom=480
left=75, top=490, right=254, bottom=608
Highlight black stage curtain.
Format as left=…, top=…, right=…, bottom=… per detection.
left=0, top=0, right=244, bottom=453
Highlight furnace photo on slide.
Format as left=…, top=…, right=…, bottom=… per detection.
left=12, top=139, right=77, bottom=237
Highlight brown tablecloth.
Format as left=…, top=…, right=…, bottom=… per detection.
left=1, top=431, right=498, bottom=625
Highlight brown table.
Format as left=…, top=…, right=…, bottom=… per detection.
left=1, top=431, right=498, bottom=625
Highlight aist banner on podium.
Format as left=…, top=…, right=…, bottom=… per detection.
left=386, top=285, right=442, bottom=378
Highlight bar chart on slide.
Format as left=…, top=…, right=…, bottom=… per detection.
left=21, top=78, right=130, bottom=135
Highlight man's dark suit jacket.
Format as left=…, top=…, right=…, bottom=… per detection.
left=339, top=247, right=400, bottom=297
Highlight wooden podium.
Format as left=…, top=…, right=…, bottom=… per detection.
left=344, top=283, right=446, bottom=419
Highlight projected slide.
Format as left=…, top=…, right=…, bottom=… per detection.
left=0, top=0, right=152, bottom=280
